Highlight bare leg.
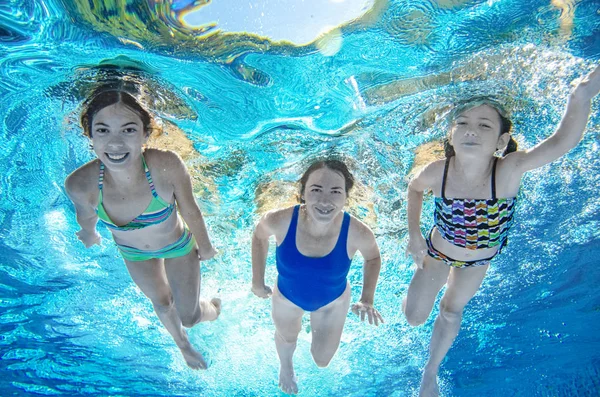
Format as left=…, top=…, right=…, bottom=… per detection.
left=272, top=284, right=304, bottom=395
left=164, top=247, right=220, bottom=328
left=124, top=258, right=207, bottom=370
left=403, top=255, right=450, bottom=326
left=420, top=264, right=489, bottom=397
left=309, top=283, right=351, bottom=367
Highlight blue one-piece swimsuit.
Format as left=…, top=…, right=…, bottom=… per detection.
left=276, top=205, right=352, bottom=312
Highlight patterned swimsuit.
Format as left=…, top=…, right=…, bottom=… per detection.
left=426, top=157, right=517, bottom=268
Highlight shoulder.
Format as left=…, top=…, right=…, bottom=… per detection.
left=348, top=214, right=375, bottom=242
left=255, top=206, right=296, bottom=238
left=492, top=152, right=527, bottom=194
left=347, top=213, right=380, bottom=258
left=410, top=159, right=445, bottom=190
left=144, top=148, right=189, bottom=186
left=261, top=206, right=296, bottom=228
left=65, top=159, right=100, bottom=201
left=144, top=148, right=184, bottom=170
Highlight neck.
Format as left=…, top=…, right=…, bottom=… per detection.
left=452, top=154, right=495, bottom=181
left=103, top=156, right=145, bottom=187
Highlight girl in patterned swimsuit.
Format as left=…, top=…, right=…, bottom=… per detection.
left=65, top=89, right=221, bottom=370
left=404, top=65, right=600, bottom=397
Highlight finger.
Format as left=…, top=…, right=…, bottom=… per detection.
left=367, top=310, right=373, bottom=325
left=360, top=309, right=365, bottom=322
left=373, top=312, right=379, bottom=327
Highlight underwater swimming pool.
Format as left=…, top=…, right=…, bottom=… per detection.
left=1, top=0, right=599, bottom=395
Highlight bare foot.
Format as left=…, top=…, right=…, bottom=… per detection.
left=199, top=298, right=221, bottom=322
left=279, top=364, right=298, bottom=395
left=180, top=343, right=207, bottom=370
left=419, top=367, right=439, bottom=397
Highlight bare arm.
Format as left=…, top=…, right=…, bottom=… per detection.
left=251, top=211, right=278, bottom=298
left=512, top=65, right=600, bottom=173
left=169, top=152, right=216, bottom=260
left=65, top=167, right=101, bottom=248
left=406, top=161, right=440, bottom=268
left=350, top=219, right=384, bottom=325
left=356, top=226, right=381, bottom=306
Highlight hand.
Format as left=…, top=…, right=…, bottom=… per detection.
left=251, top=284, right=272, bottom=299
left=571, top=64, right=600, bottom=103
left=76, top=229, right=101, bottom=248
left=198, top=246, right=218, bottom=261
left=351, top=301, right=384, bottom=326
left=405, top=233, right=427, bottom=269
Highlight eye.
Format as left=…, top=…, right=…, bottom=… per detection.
left=332, top=190, right=343, bottom=194
left=123, top=127, right=137, bottom=133
left=456, top=121, right=467, bottom=126
left=480, top=124, right=491, bottom=129
left=95, top=128, right=109, bottom=134
left=310, top=188, right=321, bottom=192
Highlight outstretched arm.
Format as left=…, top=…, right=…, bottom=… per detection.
left=170, top=153, right=216, bottom=260
left=251, top=212, right=275, bottom=298
left=513, top=64, right=600, bottom=173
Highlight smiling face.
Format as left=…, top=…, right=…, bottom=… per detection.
left=449, top=104, right=509, bottom=157
left=302, top=167, right=348, bottom=224
left=91, top=103, right=148, bottom=168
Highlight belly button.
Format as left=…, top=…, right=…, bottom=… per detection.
left=145, top=244, right=151, bottom=249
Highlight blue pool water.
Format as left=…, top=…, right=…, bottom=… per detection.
left=1, top=1, right=600, bottom=396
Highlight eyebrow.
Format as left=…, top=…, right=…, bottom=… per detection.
left=456, top=116, right=496, bottom=123
left=310, top=184, right=344, bottom=190
left=92, top=121, right=139, bottom=127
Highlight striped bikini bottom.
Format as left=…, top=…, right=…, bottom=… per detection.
left=116, top=227, right=196, bottom=262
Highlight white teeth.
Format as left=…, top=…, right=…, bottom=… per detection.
left=107, top=153, right=127, bottom=160
left=316, top=207, right=333, bottom=214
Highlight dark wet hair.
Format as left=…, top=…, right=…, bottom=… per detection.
left=80, top=90, right=153, bottom=138
left=444, top=99, right=518, bottom=158
left=298, top=159, right=354, bottom=203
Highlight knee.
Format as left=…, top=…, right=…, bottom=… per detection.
left=180, top=311, right=198, bottom=328
left=403, top=301, right=428, bottom=327
left=275, top=329, right=298, bottom=345
left=151, top=293, right=174, bottom=313
left=311, top=347, right=334, bottom=368
left=439, top=300, right=463, bottom=323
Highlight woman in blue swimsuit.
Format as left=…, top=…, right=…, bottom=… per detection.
left=404, top=65, right=600, bottom=396
left=65, top=89, right=221, bottom=369
left=252, top=159, right=384, bottom=395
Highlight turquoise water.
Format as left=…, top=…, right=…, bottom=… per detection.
left=1, top=0, right=600, bottom=395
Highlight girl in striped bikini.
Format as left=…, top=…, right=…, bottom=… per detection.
left=403, top=65, right=600, bottom=396
left=65, top=90, right=220, bottom=369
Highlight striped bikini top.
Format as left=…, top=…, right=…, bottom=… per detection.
left=433, top=157, right=517, bottom=250
left=96, top=156, right=175, bottom=231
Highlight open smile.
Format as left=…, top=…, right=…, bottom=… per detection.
left=314, top=207, right=334, bottom=215
left=105, top=152, right=130, bottom=163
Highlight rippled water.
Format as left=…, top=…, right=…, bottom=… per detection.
left=1, top=0, right=599, bottom=396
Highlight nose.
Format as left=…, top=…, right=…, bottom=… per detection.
left=464, top=128, right=477, bottom=137
left=106, top=135, right=125, bottom=149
